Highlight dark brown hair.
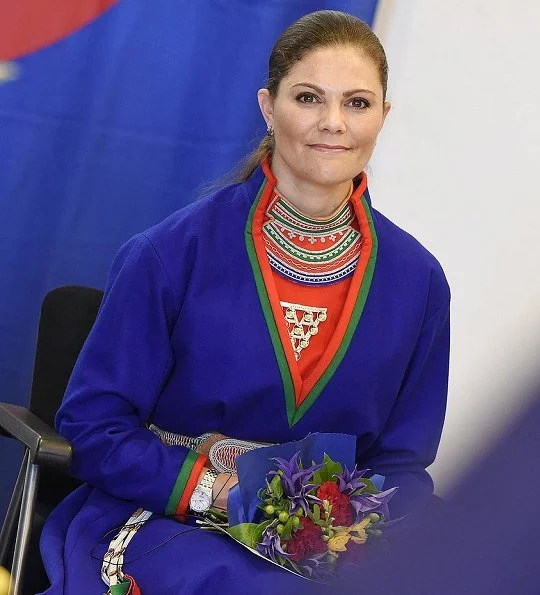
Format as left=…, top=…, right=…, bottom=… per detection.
left=234, top=10, right=388, bottom=182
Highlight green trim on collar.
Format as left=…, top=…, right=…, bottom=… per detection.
left=245, top=181, right=297, bottom=426
left=289, top=194, right=378, bottom=426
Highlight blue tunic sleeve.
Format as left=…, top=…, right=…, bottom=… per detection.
left=55, top=233, right=206, bottom=515
left=362, top=267, right=451, bottom=517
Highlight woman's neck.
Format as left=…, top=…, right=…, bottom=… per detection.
left=269, top=161, right=353, bottom=219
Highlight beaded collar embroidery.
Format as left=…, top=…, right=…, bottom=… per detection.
left=262, top=190, right=362, bottom=285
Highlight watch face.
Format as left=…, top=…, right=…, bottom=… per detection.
left=190, top=489, right=212, bottom=513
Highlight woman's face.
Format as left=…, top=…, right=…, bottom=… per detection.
left=258, top=45, right=390, bottom=190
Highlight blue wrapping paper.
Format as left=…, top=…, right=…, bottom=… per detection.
left=227, top=433, right=357, bottom=526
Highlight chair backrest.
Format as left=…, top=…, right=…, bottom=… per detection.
left=29, top=285, right=103, bottom=425
left=30, top=285, right=103, bottom=509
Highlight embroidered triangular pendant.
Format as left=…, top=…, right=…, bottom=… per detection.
left=280, top=301, right=328, bottom=361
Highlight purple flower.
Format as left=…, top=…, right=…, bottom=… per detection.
left=269, top=452, right=323, bottom=515
left=334, top=466, right=369, bottom=495
left=350, top=486, right=398, bottom=523
left=333, top=466, right=398, bottom=523
left=257, top=527, right=292, bottom=563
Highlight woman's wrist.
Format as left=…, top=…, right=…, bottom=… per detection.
left=212, top=473, right=238, bottom=511
left=192, top=468, right=238, bottom=511
left=195, top=466, right=210, bottom=486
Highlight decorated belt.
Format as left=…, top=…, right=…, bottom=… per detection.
left=147, top=424, right=270, bottom=474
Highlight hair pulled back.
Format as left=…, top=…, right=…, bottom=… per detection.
left=235, top=10, right=388, bottom=182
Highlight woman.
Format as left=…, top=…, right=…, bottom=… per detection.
left=41, top=10, right=450, bottom=594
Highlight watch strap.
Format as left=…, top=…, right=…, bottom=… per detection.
left=198, top=468, right=219, bottom=493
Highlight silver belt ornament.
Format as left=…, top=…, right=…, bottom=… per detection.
left=101, top=508, right=152, bottom=591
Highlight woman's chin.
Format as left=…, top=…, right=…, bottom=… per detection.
left=306, top=167, right=359, bottom=188
left=303, top=155, right=363, bottom=185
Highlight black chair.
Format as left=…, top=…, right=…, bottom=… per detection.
left=0, top=286, right=103, bottom=595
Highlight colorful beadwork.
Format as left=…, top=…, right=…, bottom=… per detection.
left=263, top=193, right=362, bottom=285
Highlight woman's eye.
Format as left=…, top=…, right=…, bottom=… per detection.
left=296, top=93, right=319, bottom=104
left=349, top=97, right=370, bottom=109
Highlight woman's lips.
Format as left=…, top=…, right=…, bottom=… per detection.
left=309, top=144, right=350, bottom=153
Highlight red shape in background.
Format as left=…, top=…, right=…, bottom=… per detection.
left=0, top=0, right=119, bottom=61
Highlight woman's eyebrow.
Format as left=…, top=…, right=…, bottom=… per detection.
left=291, top=82, right=376, bottom=97
left=343, top=87, right=376, bottom=97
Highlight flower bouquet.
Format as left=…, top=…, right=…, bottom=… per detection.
left=201, top=433, right=397, bottom=581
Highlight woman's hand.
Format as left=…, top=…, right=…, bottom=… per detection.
left=193, top=435, right=238, bottom=512
left=193, top=467, right=238, bottom=512
left=211, top=472, right=238, bottom=511
left=195, top=433, right=228, bottom=457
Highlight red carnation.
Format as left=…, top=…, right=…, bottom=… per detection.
left=317, top=481, right=353, bottom=526
left=286, top=517, right=327, bottom=562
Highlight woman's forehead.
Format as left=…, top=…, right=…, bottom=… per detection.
left=281, top=46, right=382, bottom=93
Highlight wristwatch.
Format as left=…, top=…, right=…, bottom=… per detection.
left=189, top=468, right=218, bottom=514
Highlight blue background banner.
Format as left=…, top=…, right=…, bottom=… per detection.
left=0, top=0, right=378, bottom=518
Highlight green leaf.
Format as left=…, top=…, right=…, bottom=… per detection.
left=323, top=453, right=343, bottom=478
left=251, top=520, right=273, bottom=545
left=226, top=523, right=260, bottom=548
left=270, top=474, right=284, bottom=499
left=312, top=453, right=343, bottom=484
left=311, top=469, right=323, bottom=485
left=312, top=504, right=321, bottom=522
left=281, top=516, right=295, bottom=541
left=312, top=463, right=325, bottom=485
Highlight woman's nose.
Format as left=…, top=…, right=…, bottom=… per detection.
left=318, top=102, right=347, bottom=134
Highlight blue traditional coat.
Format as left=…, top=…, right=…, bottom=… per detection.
left=40, top=165, right=450, bottom=594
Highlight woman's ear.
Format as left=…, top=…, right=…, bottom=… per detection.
left=257, top=88, right=274, bottom=128
left=382, top=101, right=392, bottom=126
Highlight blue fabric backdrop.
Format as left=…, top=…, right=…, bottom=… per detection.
left=0, top=0, right=378, bottom=519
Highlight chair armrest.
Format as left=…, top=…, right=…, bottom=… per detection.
left=0, top=403, right=72, bottom=468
